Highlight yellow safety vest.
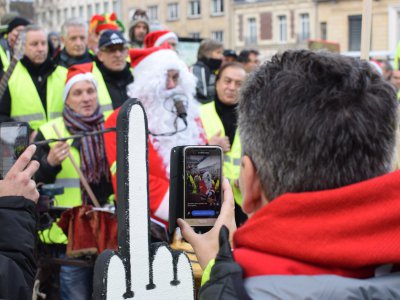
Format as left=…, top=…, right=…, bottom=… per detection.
left=9, top=62, right=67, bottom=130
left=199, top=102, right=243, bottom=206
left=92, top=62, right=114, bottom=119
left=0, top=44, right=10, bottom=71
left=395, top=42, right=400, bottom=71
left=38, top=117, right=82, bottom=244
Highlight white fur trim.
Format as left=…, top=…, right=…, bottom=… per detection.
left=155, top=190, right=169, bottom=221
left=63, top=73, right=98, bottom=102
left=154, top=32, right=178, bottom=47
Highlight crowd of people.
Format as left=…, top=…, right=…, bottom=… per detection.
left=0, top=7, right=399, bottom=300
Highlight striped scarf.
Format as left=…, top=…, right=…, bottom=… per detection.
left=63, top=104, right=110, bottom=204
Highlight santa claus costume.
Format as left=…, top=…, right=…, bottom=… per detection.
left=104, top=45, right=206, bottom=225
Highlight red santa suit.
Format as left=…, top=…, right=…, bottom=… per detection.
left=104, top=46, right=206, bottom=225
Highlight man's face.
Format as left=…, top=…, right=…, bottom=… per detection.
left=165, top=38, right=178, bottom=51
left=133, top=22, right=148, bottom=42
left=244, top=53, right=260, bottom=73
left=7, top=25, right=25, bottom=49
left=97, top=44, right=128, bottom=72
left=216, top=66, right=246, bottom=105
left=166, top=70, right=179, bottom=90
left=24, top=30, right=48, bottom=65
left=390, top=70, right=400, bottom=91
left=62, top=25, right=87, bottom=57
left=66, top=80, right=98, bottom=117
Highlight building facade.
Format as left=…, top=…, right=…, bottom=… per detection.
left=121, top=0, right=232, bottom=47
left=34, top=0, right=121, bottom=32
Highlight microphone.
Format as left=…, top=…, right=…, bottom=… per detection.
left=172, top=94, right=188, bottom=126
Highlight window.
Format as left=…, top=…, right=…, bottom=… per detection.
left=167, top=3, right=179, bottom=21
left=104, top=1, right=109, bottom=12
left=348, top=15, right=362, bottom=51
left=71, top=7, right=76, bottom=18
left=190, top=32, right=201, bottom=39
left=112, top=1, right=118, bottom=13
left=300, top=13, right=310, bottom=41
left=57, top=9, right=61, bottom=22
left=188, top=0, right=201, bottom=17
left=87, top=4, right=93, bottom=21
left=211, top=0, right=224, bottom=15
left=248, top=17, right=257, bottom=44
left=320, top=22, right=327, bottom=40
left=95, top=3, right=100, bottom=14
left=64, top=8, right=68, bottom=21
left=79, top=6, right=84, bottom=18
left=148, top=5, right=158, bottom=21
left=278, top=15, right=287, bottom=42
left=212, top=30, right=224, bottom=42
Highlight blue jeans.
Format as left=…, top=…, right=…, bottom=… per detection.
left=59, top=264, right=93, bottom=300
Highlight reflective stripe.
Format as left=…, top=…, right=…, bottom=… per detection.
left=50, top=112, right=62, bottom=119
left=224, top=155, right=230, bottom=163
left=100, top=103, right=113, bottom=113
left=14, top=113, right=44, bottom=122
left=233, top=158, right=241, bottom=166
left=55, top=178, right=80, bottom=188
left=110, top=161, right=117, bottom=176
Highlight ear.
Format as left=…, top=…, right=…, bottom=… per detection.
left=97, top=51, right=104, bottom=63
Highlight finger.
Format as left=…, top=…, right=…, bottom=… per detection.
left=22, top=160, right=40, bottom=178
left=177, top=218, right=199, bottom=247
left=6, top=144, right=36, bottom=177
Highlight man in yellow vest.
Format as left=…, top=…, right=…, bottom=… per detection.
left=0, top=25, right=67, bottom=131
left=0, top=16, right=30, bottom=72
left=34, top=63, right=113, bottom=300
left=199, top=62, right=247, bottom=225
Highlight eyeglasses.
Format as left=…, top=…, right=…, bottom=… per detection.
left=101, top=44, right=129, bottom=53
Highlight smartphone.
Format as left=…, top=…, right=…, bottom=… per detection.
left=183, top=146, right=222, bottom=229
left=0, top=122, right=29, bottom=179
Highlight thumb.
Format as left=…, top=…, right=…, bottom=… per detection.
left=177, top=218, right=197, bottom=246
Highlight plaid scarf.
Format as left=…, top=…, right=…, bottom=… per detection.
left=63, top=104, right=110, bottom=204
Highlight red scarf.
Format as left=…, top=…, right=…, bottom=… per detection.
left=233, top=171, right=400, bottom=278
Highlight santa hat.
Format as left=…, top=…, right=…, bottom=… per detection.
left=144, top=30, right=178, bottom=48
left=89, top=12, right=125, bottom=34
left=129, top=44, right=180, bottom=75
left=63, top=63, right=97, bottom=102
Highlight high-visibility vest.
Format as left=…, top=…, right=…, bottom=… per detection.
left=199, top=102, right=243, bottom=206
left=0, top=44, right=10, bottom=71
left=91, top=62, right=114, bottom=119
left=9, top=62, right=67, bottom=130
left=38, top=117, right=82, bottom=244
left=395, top=42, right=400, bottom=71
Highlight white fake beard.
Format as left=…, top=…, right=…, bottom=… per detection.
left=132, top=86, right=205, bottom=178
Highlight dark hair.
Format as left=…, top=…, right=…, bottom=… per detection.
left=216, top=62, right=245, bottom=82
left=238, top=50, right=398, bottom=200
left=237, top=49, right=259, bottom=63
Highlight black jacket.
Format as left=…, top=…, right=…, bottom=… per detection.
left=0, top=196, right=36, bottom=300
left=0, top=56, right=58, bottom=124
left=94, top=58, right=134, bottom=109
left=53, top=48, right=94, bottom=68
left=192, top=60, right=217, bottom=104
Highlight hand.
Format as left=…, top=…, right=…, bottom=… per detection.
left=0, top=144, right=40, bottom=202
left=178, top=178, right=237, bottom=269
left=47, top=142, right=70, bottom=166
left=209, top=130, right=231, bottom=152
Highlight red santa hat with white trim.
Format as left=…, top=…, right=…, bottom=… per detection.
left=63, top=63, right=97, bottom=101
left=144, top=30, right=178, bottom=48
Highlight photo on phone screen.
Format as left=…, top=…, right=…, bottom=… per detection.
left=183, top=146, right=222, bottom=227
left=0, top=122, right=29, bottom=180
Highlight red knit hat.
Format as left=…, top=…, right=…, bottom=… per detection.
left=89, top=12, right=125, bottom=34
left=63, top=63, right=97, bottom=101
left=144, top=30, right=178, bottom=48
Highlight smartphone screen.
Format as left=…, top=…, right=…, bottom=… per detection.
left=0, top=122, right=29, bottom=179
left=183, top=146, right=222, bottom=227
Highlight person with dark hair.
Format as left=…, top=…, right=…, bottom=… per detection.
left=180, top=50, right=400, bottom=299
left=191, top=39, right=224, bottom=104
left=222, top=49, right=237, bottom=64
left=0, top=16, right=30, bottom=72
left=128, top=9, right=150, bottom=48
left=48, top=31, right=61, bottom=59
left=0, top=145, right=39, bottom=300
left=237, top=49, right=260, bottom=73
left=199, top=62, right=247, bottom=226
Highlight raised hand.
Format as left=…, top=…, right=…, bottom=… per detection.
left=93, top=100, right=194, bottom=299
